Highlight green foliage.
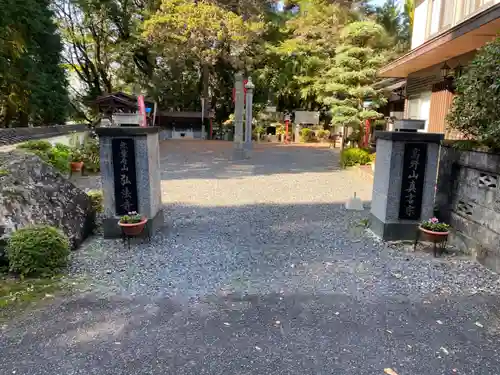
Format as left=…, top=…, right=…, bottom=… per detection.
left=375, top=0, right=412, bottom=51
left=0, top=276, right=64, bottom=311
left=81, top=139, right=100, bottom=172
left=19, top=141, right=71, bottom=173
left=144, top=0, right=264, bottom=69
left=0, top=168, right=8, bottom=177
left=6, top=226, right=70, bottom=277
left=447, top=37, right=500, bottom=149
left=119, top=212, right=143, bottom=224
left=369, top=152, right=376, bottom=164
left=340, top=147, right=371, bottom=168
left=18, top=140, right=52, bottom=152
left=0, top=0, right=68, bottom=127
left=420, top=217, right=450, bottom=233
left=70, top=148, right=83, bottom=163
left=87, top=190, right=103, bottom=213
left=300, top=128, right=315, bottom=142
left=449, top=140, right=484, bottom=151
left=316, top=129, right=330, bottom=140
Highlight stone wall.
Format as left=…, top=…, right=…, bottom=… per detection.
left=0, top=124, right=88, bottom=146
left=436, top=146, right=500, bottom=271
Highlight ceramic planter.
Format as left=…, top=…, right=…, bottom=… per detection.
left=418, top=226, right=449, bottom=242
left=119, top=217, right=148, bottom=236
left=70, top=161, right=84, bottom=172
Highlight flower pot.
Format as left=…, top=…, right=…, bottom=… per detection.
left=119, top=218, right=148, bottom=236
left=418, top=226, right=449, bottom=242
left=70, top=161, right=84, bottom=172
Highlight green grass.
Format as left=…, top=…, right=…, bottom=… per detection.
left=0, top=274, right=66, bottom=320
left=0, top=168, right=8, bottom=177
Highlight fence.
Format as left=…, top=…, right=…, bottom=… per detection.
left=435, top=145, right=500, bottom=271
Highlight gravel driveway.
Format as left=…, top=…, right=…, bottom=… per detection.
left=2, top=141, right=500, bottom=375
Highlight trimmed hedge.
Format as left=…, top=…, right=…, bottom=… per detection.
left=340, top=147, right=371, bottom=168
left=6, top=226, right=70, bottom=277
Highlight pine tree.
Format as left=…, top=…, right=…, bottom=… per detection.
left=313, top=21, right=390, bottom=142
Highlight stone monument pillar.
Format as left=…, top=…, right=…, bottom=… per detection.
left=96, top=127, right=163, bottom=238
left=244, top=77, right=255, bottom=155
left=233, top=72, right=245, bottom=160
left=370, top=131, right=444, bottom=241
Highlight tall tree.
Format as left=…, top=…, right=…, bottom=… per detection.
left=256, top=0, right=353, bottom=111
left=0, top=0, right=69, bottom=127
left=312, top=21, right=391, bottom=140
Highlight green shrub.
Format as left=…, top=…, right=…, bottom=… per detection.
left=340, top=147, right=371, bottom=168
left=87, top=190, right=104, bottom=213
left=18, top=141, right=71, bottom=173
left=81, top=140, right=100, bottom=172
left=300, top=128, right=315, bottom=142
left=369, top=152, right=376, bottom=164
left=53, top=143, right=71, bottom=153
left=447, top=37, right=500, bottom=148
left=18, top=140, right=52, bottom=151
left=316, top=129, right=330, bottom=140
left=6, top=226, right=70, bottom=277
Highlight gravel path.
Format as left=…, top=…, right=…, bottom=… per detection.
left=2, top=140, right=500, bottom=375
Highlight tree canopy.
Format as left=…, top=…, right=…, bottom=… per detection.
left=0, top=0, right=414, bottom=128
left=0, top=0, right=68, bottom=127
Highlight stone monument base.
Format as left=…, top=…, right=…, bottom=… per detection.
left=369, top=215, right=419, bottom=241
left=370, top=131, right=443, bottom=242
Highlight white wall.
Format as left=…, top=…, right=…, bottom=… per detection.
left=412, top=0, right=429, bottom=49
left=411, top=0, right=500, bottom=49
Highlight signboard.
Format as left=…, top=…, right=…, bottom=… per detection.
left=266, top=106, right=277, bottom=113
left=138, top=95, right=147, bottom=127
left=112, top=138, right=139, bottom=215
left=398, top=143, right=427, bottom=220
left=294, top=111, right=319, bottom=125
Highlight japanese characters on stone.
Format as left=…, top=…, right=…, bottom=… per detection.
left=399, top=143, right=427, bottom=220
left=112, top=138, right=139, bottom=215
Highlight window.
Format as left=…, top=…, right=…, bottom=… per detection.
left=440, top=0, right=455, bottom=28
left=429, top=0, right=442, bottom=35
left=463, top=0, right=483, bottom=16
left=408, top=92, right=432, bottom=132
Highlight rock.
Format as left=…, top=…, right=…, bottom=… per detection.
left=0, top=151, right=94, bottom=258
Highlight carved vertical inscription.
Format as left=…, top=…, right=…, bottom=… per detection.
left=112, top=138, right=138, bottom=215
left=399, top=143, right=427, bottom=220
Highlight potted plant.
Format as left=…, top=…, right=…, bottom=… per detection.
left=70, top=148, right=84, bottom=172
left=419, top=217, right=450, bottom=241
left=118, top=211, right=148, bottom=236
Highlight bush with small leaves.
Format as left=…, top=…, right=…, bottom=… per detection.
left=300, top=128, right=315, bottom=142
left=18, top=140, right=52, bottom=152
left=6, top=226, right=70, bottom=277
left=87, top=190, right=104, bottom=213
left=340, top=147, right=371, bottom=168
left=316, top=129, right=330, bottom=141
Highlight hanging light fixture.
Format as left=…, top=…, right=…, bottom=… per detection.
left=440, top=62, right=451, bottom=79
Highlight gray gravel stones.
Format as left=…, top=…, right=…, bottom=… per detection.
left=69, top=141, right=500, bottom=303
left=3, top=141, right=500, bottom=375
